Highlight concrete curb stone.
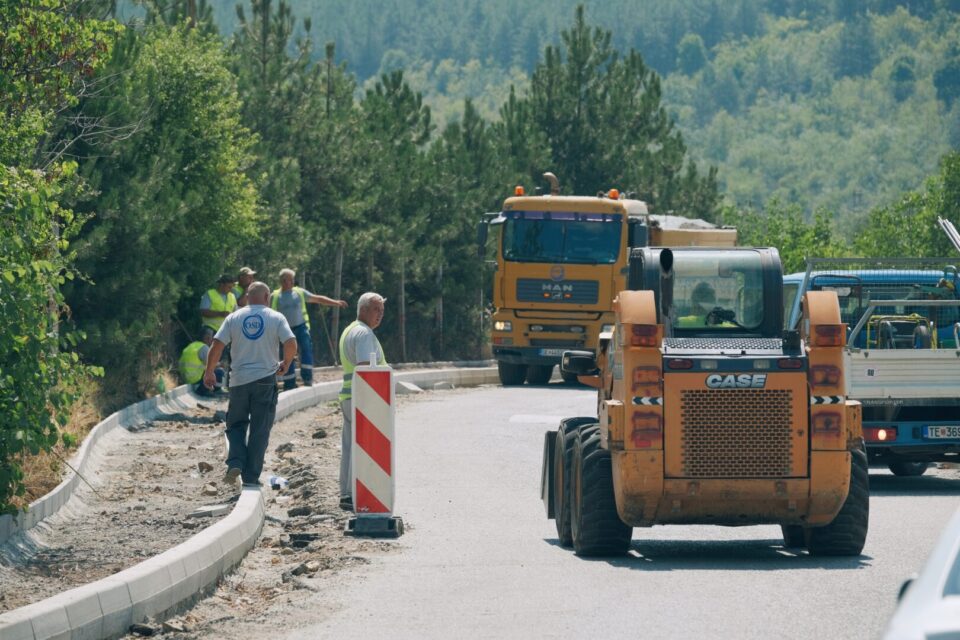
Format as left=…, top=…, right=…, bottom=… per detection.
left=0, top=365, right=497, bottom=639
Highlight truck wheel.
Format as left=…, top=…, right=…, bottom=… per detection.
left=807, top=445, right=869, bottom=557
left=560, top=369, right=580, bottom=384
left=498, top=361, right=527, bottom=386
left=554, top=419, right=597, bottom=547
left=780, top=525, right=806, bottom=548
left=571, top=429, right=632, bottom=557
left=526, top=364, right=554, bottom=385
left=888, top=461, right=928, bottom=477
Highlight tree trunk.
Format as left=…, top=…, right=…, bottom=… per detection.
left=332, top=243, right=343, bottom=364
left=436, top=262, right=443, bottom=357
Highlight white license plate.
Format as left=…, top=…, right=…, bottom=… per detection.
left=539, top=348, right=565, bottom=357
left=925, top=426, right=960, bottom=439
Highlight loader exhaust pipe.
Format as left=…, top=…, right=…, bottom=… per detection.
left=659, top=248, right=674, bottom=324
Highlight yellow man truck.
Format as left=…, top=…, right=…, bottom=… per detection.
left=541, top=246, right=869, bottom=557
left=478, top=174, right=736, bottom=386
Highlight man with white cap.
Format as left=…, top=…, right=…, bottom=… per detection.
left=234, top=266, right=257, bottom=307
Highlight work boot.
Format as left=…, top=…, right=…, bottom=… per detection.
left=223, top=467, right=241, bottom=486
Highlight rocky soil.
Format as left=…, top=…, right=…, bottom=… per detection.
left=124, top=396, right=413, bottom=638
left=0, top=403, right=236, bottom=612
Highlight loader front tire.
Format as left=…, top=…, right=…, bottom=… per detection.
left=807, top=444, right=869, bottom=556
left=554, top=419, right=597, bottom=547
left=571, top=429, right=632, bottom=557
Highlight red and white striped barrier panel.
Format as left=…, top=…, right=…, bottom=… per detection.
left=348, top=363, right=404, bottom=537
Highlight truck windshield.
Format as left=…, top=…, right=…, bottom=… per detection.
left=501, top=211, right=622, bottom=264
left=673, top=250, right=765, bottom=331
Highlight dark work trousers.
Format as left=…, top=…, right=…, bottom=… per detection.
left=280, top=323, right=313, bottom=390
left=225, top=374, right=279, bottom=485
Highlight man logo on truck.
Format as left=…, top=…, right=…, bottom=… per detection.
left=542, top=282, right=574, bottom=300
left=705, top=373, right=767, bottom=389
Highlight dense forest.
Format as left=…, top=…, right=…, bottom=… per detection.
left=182, top=0, right=960, bottom=222
left=1, top=0, right=959, bottom=511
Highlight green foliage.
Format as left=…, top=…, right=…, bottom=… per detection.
left=0, top=0, right=121, bottom=164
left=0, top=164, right=101, bottom=514
left=854, top=152, right=960, bottom=257
left=67, top=23, right=257, bottom=393
left=722, top=201, right=847, bottom=273
left=511, top=6, right=719, bottom=217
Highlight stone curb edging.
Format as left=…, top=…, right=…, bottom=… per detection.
left=0, top=365, right=498, bottom=640
left=0, top=385, right=199, bottom=545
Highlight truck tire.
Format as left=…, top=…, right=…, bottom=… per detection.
left=553, top=419, right=597, bottom=547
left=888, top=461, right=928, bottom=477
left=498, top=361, right=527, bottom=386
left=571, top=429, right=632, bottom=557
left=560, top=369, right=580, bottom=384
left=780, top=525, right=806, bottom=548
left=807, top=445, right=869, bottom=557
left=526, top=364, right=554, bottom=385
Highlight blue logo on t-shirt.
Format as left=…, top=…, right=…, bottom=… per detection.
left=242, top=314, right=265, bottom=340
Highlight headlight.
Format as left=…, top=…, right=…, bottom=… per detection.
left=601, top=324, right=614, bottom=333
left=494, top=320, right=513, bottom=332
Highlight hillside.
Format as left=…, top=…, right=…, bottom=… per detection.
left=196, top=0, right=960, bottom=224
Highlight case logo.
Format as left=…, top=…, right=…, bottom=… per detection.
left=705, top=373, right=767, bottom=389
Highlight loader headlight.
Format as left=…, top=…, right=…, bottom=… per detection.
left=493, top=321, right=513, bottom=332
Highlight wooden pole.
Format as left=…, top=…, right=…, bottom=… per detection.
left=332, top=243, right=343, bottom=364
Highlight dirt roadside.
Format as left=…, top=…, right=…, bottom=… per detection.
left=121, top=391, right=430, bottom=638
left=0, top=403, right=235, bottom=613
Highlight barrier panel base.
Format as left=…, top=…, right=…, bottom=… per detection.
left=345, top=516, right=404, bottom=539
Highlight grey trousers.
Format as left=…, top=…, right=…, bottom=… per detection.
left=339, top=398, right=352, bottom=499
left=225, top=375, right=279, bottom=485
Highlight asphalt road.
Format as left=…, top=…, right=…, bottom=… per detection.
left=286, top=382, right=960, bottom=640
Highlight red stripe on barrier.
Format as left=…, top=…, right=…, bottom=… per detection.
left=355, top=408, right=391, bottom=475
left=359, top=369, right=391, bottom=405
left=356, top=478, right=389, bottom=514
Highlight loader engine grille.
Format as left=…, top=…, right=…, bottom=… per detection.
left=680, top=389, right=794, bottom=478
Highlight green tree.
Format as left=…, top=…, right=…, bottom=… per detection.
left=0, top=0, right=116, bottom=512
left=722, top=201, right=847, bottom=273
left=513, top=6, right=719, bottom=217
left=677, top=33, right=708, bottom=76
left=66, top=24, right=257, bottom=394
left=854, top=152, right=960, bottom=257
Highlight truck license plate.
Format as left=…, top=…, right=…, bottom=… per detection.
left=924, top=426, right=960, bottom=439
left=539, top=348, right=565, bottom=357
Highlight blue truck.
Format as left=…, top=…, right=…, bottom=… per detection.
left=785, top=259, right=960, bottom=476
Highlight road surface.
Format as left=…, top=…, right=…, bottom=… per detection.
left=284, top=383, right=960, bottom=639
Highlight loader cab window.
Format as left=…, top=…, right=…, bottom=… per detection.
left=672, top=251, right=765, bottom=332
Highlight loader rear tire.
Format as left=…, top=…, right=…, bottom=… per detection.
left=526, top=364, right=554, bottom=385
left=554, top=419, right=597, bottom=547
left=807, top=444, right=869, bottom=556
left=888, top=461, right=928, bottom=477
left=780, top=525, right=806, bottom=548
left=571, top=429, right=632, bottom=557
left=498, top=361, right=527, bottom=386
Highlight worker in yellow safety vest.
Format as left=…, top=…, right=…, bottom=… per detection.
left=200, top=274, right=238, bottom=331
left=270, top=267, right=347, bottom=389
left=337, top=292, right=387, bottom=511
left=179, top=328, right=223, bottom=395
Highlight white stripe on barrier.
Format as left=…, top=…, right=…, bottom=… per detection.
left=353, top=446, right=393, bottom=509
left=352, top=373, right=392, bottom=434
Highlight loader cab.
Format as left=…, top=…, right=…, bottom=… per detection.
left=628, top=247, right=784, bottom=339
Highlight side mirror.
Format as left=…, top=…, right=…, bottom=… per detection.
left=561, top=350, right=598, bottom=376
left=897, top=576, right=916, bottom=602
left=477, top=221, right=488, bottom=259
